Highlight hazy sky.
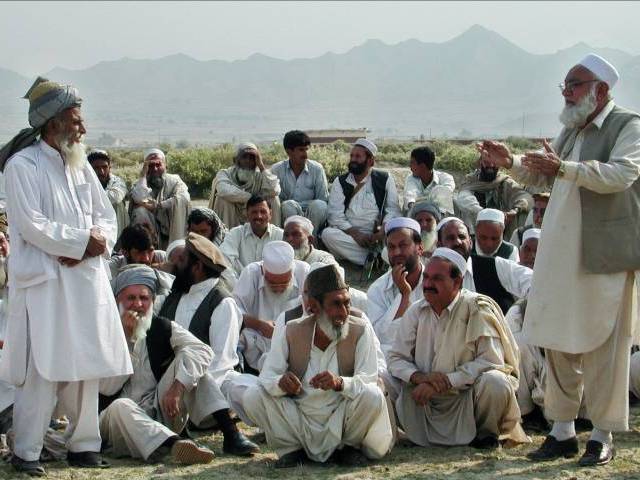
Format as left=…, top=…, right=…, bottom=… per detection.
left=1, top=1, right=638, bottom=76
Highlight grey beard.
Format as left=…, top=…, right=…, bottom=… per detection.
left=263, top=282, right=295, bottom=318
left=293, top=240, right=311, bottom=260
left=559, top=85, right=598, bottom=129
left=119, top=303, right=154, bottom=344
left=236, top=168, right=257, bottom=184
left=316, top=311, right=349, bottom=342
left=59, top=139, right=87, bottom=171
left=421, top=229, right=438, bottom=255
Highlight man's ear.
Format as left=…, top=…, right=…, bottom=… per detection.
left=307, top=297, right=321, bottom=315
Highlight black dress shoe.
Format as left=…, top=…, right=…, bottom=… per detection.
left=521, top=406, right=551, bottom=433
left=470, top=435, right=500, bottom=450
left=331, top=445, right=369, bottom=466
left=578, top=440, right=615, bottom=467
left=67, top=450, right=110, bottom=468
left=527, top=435, right=579, bottom=461
left=274, top=449, right=307, bottom=468
left=11, top=455, right=46, bottom=477
left=222, top=430, right=260, bottom=456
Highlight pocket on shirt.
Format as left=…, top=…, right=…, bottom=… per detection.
left=76, top=183, right=93, bottom=215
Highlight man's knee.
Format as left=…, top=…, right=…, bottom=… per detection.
left=242, top=385, right=266, bottom=417
left=353, top=383, right=386, bottom=413
left=474, top=370, right=513, bottom=402
left=281, top=200, right=301, bottom=218
left=104, top=398, right=138, bottom=419
left=307, top=200, right=327, bottom=216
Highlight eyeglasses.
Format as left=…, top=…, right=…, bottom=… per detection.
left=558, top=79, right=599, bottom=93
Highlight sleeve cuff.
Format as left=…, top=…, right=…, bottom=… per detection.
left=340, top=376, right=355, bottom=398
left=561, top=161, right=580, bottom=181
left=447, top=372, right=467, bottom=389
left=175, top=370, right=196, bottom=391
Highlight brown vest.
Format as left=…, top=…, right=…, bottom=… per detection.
left=555, top=105, right=640, bottom=273
left=285, top=313, right=365, bottom=381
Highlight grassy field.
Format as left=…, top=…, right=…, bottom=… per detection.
left=2, top=407, right=639, bottom=480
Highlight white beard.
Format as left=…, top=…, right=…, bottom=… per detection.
left=119, top=303, right=154, bottom=344
left=421, top=229, right=438, bottom=256
left=316, top=311, right=350, bottom=342
left=236, top=168, right=257, bottom=184
left=60, top=137, right=87, bottom=171
left=293, top=238, right=311, bottom=260
left=263, top=282, right=296, bottom=318
left=559, top=85, right=598, bottom=129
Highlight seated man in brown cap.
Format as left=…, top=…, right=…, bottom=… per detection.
left=155, top=233, right=259, bottom=456
left=243, top=264, right=393, bottom=468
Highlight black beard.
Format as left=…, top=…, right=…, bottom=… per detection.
left=148, top=175, right=164, bottom=190
left=99, top=177, right=109, bottom=188
left=479, top=167, right=498, bottom=182
left=348, top=162, right=366, bottom=176
left=404, top=254, right=420, bottom=273
left=171, top=267, right=194, bottom=294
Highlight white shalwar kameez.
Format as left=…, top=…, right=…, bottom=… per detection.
left=1, top=140, right=132, bottom=461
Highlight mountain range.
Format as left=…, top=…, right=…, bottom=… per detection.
left=1, top=25, right=639, bottom=146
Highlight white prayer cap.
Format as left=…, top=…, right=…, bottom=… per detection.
left=431, top=247, right=467, bottom=276
left=384, top=217, right=421, bottom=236
left=353, top=138, right=378, bottom=156
left=436, top=216, right=465, bottom=232
left=476, top=208, right=505, bottom=226
left=578, top=53, right=619, bottom=89
left=284, top=215, right=313, bottom=235
left=522, top=228, right=541, bottom=244
left=144, top=148, right=165, bottom=161
left=166, top=239, right=185, bottom=258
left=262, top=240, right=294, bottom=274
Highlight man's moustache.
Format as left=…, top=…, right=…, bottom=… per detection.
left=423, top=287, right=438, bottom=294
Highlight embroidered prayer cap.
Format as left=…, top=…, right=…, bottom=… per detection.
left=522, top=228, right=541, bottom=244
left=284, top=215, right=313, bottom=235
left=113, top=264, right=158, bottom=297
left=166, top=239, right=186, bottom=258
left=23, top=76, right=82, bottom=129
left=308, top=261, right=345, bottom=281
left=144, top=148, right=165, bottom=161
left=436, top=216, right=465, bottom=232
left=306, top=264, right=349, bottom=299
left=431, top=247, right=467, bottom=276
left=409, top=201, right=442, bottom=223
left=476, top=208, right=505, bottom=226
left=185, top=232, right=228, bottom=273
left=353, top=138, right=378, bottom=156
left=384, top=217, right=421, bottom=236
left=262, top=240, right=294, bottom=274
left=578, top=53, right=619, bottom=89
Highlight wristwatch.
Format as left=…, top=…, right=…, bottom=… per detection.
left=557, top=160, right=566, bottom=178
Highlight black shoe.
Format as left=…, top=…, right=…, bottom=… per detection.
left=574, top=417, right=593, bottom=432
left=11, top=455, right=46, bottom=477
left=470, top=435, right=500, bottom=450
left=331, top=445, right=369, bottom=467
left=527, top=435, right=579, bottom=461
left=67, top=451, right=110, bottom=468
left=222, top=430, right=260, bottom=456
left=578, top=440, right=615, bottom=467
left=274, top=449, right=307, bottom=468
left=521, top=406, right=551, bottom=433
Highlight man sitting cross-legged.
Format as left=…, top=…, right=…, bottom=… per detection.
left=388, top=248, right=528, bottom=449
left=242, top=264, right=394, bottom=467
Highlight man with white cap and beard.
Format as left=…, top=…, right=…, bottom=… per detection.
left=0, top=77, right=132, bottom=476
left=234, top=241, right=309, bottom=371
left=388, top=248, right=527, bottom=449
left=129, top=148, right=191, bottom=250
left=367, top=217, right=426, bottom=357
left=322, top=138, right=401, bottom=266
left=209, top=142, right=281, bottom=229
left=243, top=264, right=393, bottom=467
left=473, top=208, right=519, bottom=262
left=283, top=215, right=336, bottom=265
left=479, top=53, right=640, bottom=466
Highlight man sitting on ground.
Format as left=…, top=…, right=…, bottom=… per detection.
left=403, top=146, right=455, bottom=214
left=473, top=208, right=519, bottom=261
left=187, top=207, right=227, bottom=247
left=283, top=215, right=336, bottom=265
left=108, top=224, right=167, bottom=278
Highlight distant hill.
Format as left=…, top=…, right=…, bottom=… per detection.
left=1, top=25, right=638, bottom=145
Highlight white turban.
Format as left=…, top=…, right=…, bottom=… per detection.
left=436, top=216, right=465, bottom=232
left=354, top=138, right=378, bottom=156
left=522, top=228, right=541, bottom=244
left=262, top=241, right=294, bottom=274
left=144, top=148, right=165, bottom=161
left=384, top=217, right=421, bottom=236
left=578, top=53, right=619, bottom=89
left=476, top=208, right=505, bottom=226
left=284, top=215, right=313, bottom=235
left=431, top=247, right=467, bottom=275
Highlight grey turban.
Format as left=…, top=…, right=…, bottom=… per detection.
left=0, top=76, right=82, bottom=171
left=409, top=201, right=442, bottom=223
left=112, top=264, right=159, bottom=297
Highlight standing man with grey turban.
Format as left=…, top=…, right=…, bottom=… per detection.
left=129, top=148, right=191, bottom=250
left=479, top=53, right=640, bottom=466
left=0, top=77, right=132, bottom=476
left=209, top=142, right=281, bottom=229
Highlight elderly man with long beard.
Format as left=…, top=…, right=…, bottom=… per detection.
left=0, top=77, right=132, bottom=476
left=283, top=215, right=336, bottom=265
left=233, top=241, right=309, bottom=372
left=478, top=53, right=640, bottom=466
left=243, top=264, right=393, bottom=467
left=98, top=265, right=216, bottom=464
left=388, top=248, right=527, bottom=449
left=129, top=148, right=191, bottom=250
left=209, top=142, right=281, bottom=229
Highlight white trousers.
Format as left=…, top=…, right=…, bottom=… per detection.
left=321, top=228, right=369, bottom=266
left=13, top=350, right=101, bottom=461
left=281, top=200, right=328, bottom=235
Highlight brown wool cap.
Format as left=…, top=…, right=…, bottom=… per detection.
left=306, top=264, right=348, bottom=299
left=185, top=232, right=228, bottom=273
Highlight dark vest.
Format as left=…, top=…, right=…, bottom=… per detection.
left=471, top=255, right=514, bottom=314
left=471, top=240, right=516, bottom=260
left=554, top=105, right=640, bottom=273
left=338, top=169, right=389, bottom=212
left=158, top=285, right=230, bottom=345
